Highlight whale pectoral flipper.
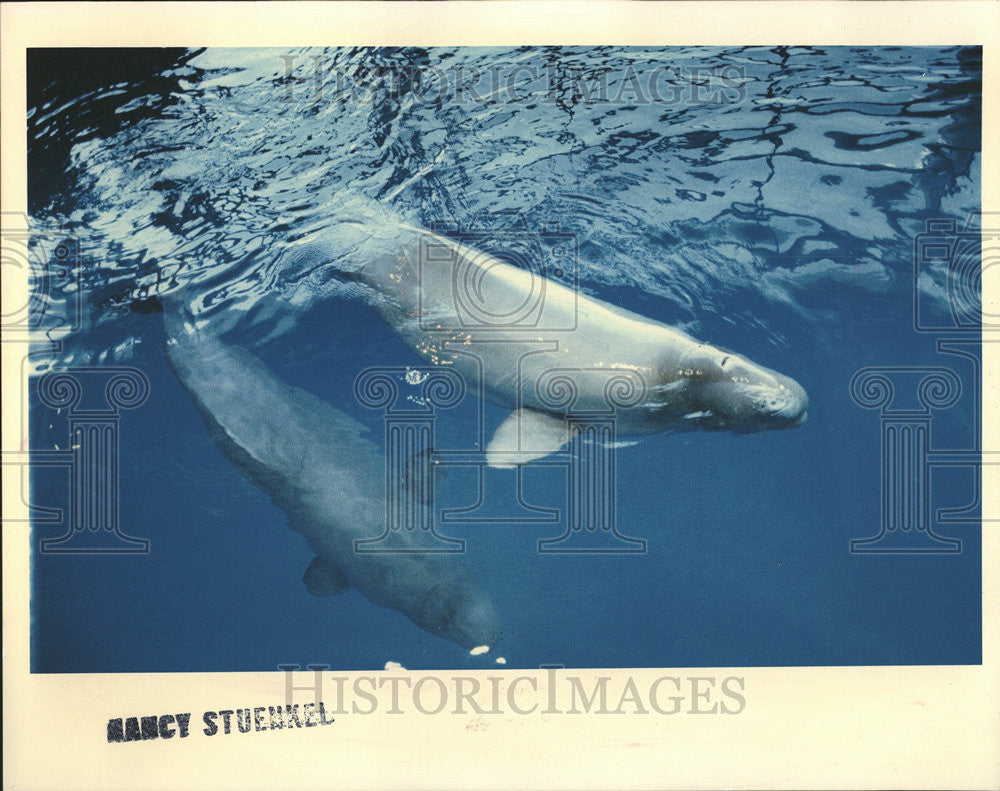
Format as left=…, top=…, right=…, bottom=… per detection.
left=485, top=408, right=579, bottom=469
left=303, top=556, right=351, bottom=597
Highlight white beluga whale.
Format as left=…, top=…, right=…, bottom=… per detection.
left=154, top=204, right=805, bottom=655
left=283, top=212, right=808, bottom=467
left=161, top=302, right=500, bottom=652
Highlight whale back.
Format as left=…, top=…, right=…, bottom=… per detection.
left=163, top=305, right=501, bottom=651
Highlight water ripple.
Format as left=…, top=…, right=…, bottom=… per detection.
left=27, top=45, right=981, bottom=362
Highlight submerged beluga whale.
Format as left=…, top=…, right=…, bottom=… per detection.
left=157, top=205, right=807, bottom=654
left=162, top=301, right=501, bottom=652
left=284, top=212, right=808, bottom=467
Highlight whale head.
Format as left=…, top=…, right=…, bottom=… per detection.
left=408, top=572, right=502, bottom=652
left=655, top=345, right=808, bottom=433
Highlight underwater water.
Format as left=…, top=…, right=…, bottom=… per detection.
left=25, top=46, right=982, bottom=672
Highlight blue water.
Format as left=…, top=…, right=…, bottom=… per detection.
left=27, top=46, right=982, bottom=672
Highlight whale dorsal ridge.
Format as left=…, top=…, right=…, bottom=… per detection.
left=485, top=408, right=579, bottom=469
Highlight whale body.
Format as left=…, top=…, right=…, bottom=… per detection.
left=157, top=207, right=805, bottom=652
left=285, top=216, right=808, bottom=466
left=163, top=306, right=500, bottom=652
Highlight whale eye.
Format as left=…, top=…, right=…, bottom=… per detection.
left=720, top=356, right=731, bottom=368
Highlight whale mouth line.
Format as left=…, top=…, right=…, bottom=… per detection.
left=786, top=409, right=808, bottom=427
left=762, top=392, right=808, bottom=427
left=769, top=400, right=805, bottom=419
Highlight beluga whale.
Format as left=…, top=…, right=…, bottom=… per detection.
left=160, top=297, right=501, bottom=653
left=282, top=207, right=808, bottom=467
left=153, top=201, right=806, bottom=655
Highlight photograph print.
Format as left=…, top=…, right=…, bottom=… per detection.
left=20, top=45, right=983, bottom=673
